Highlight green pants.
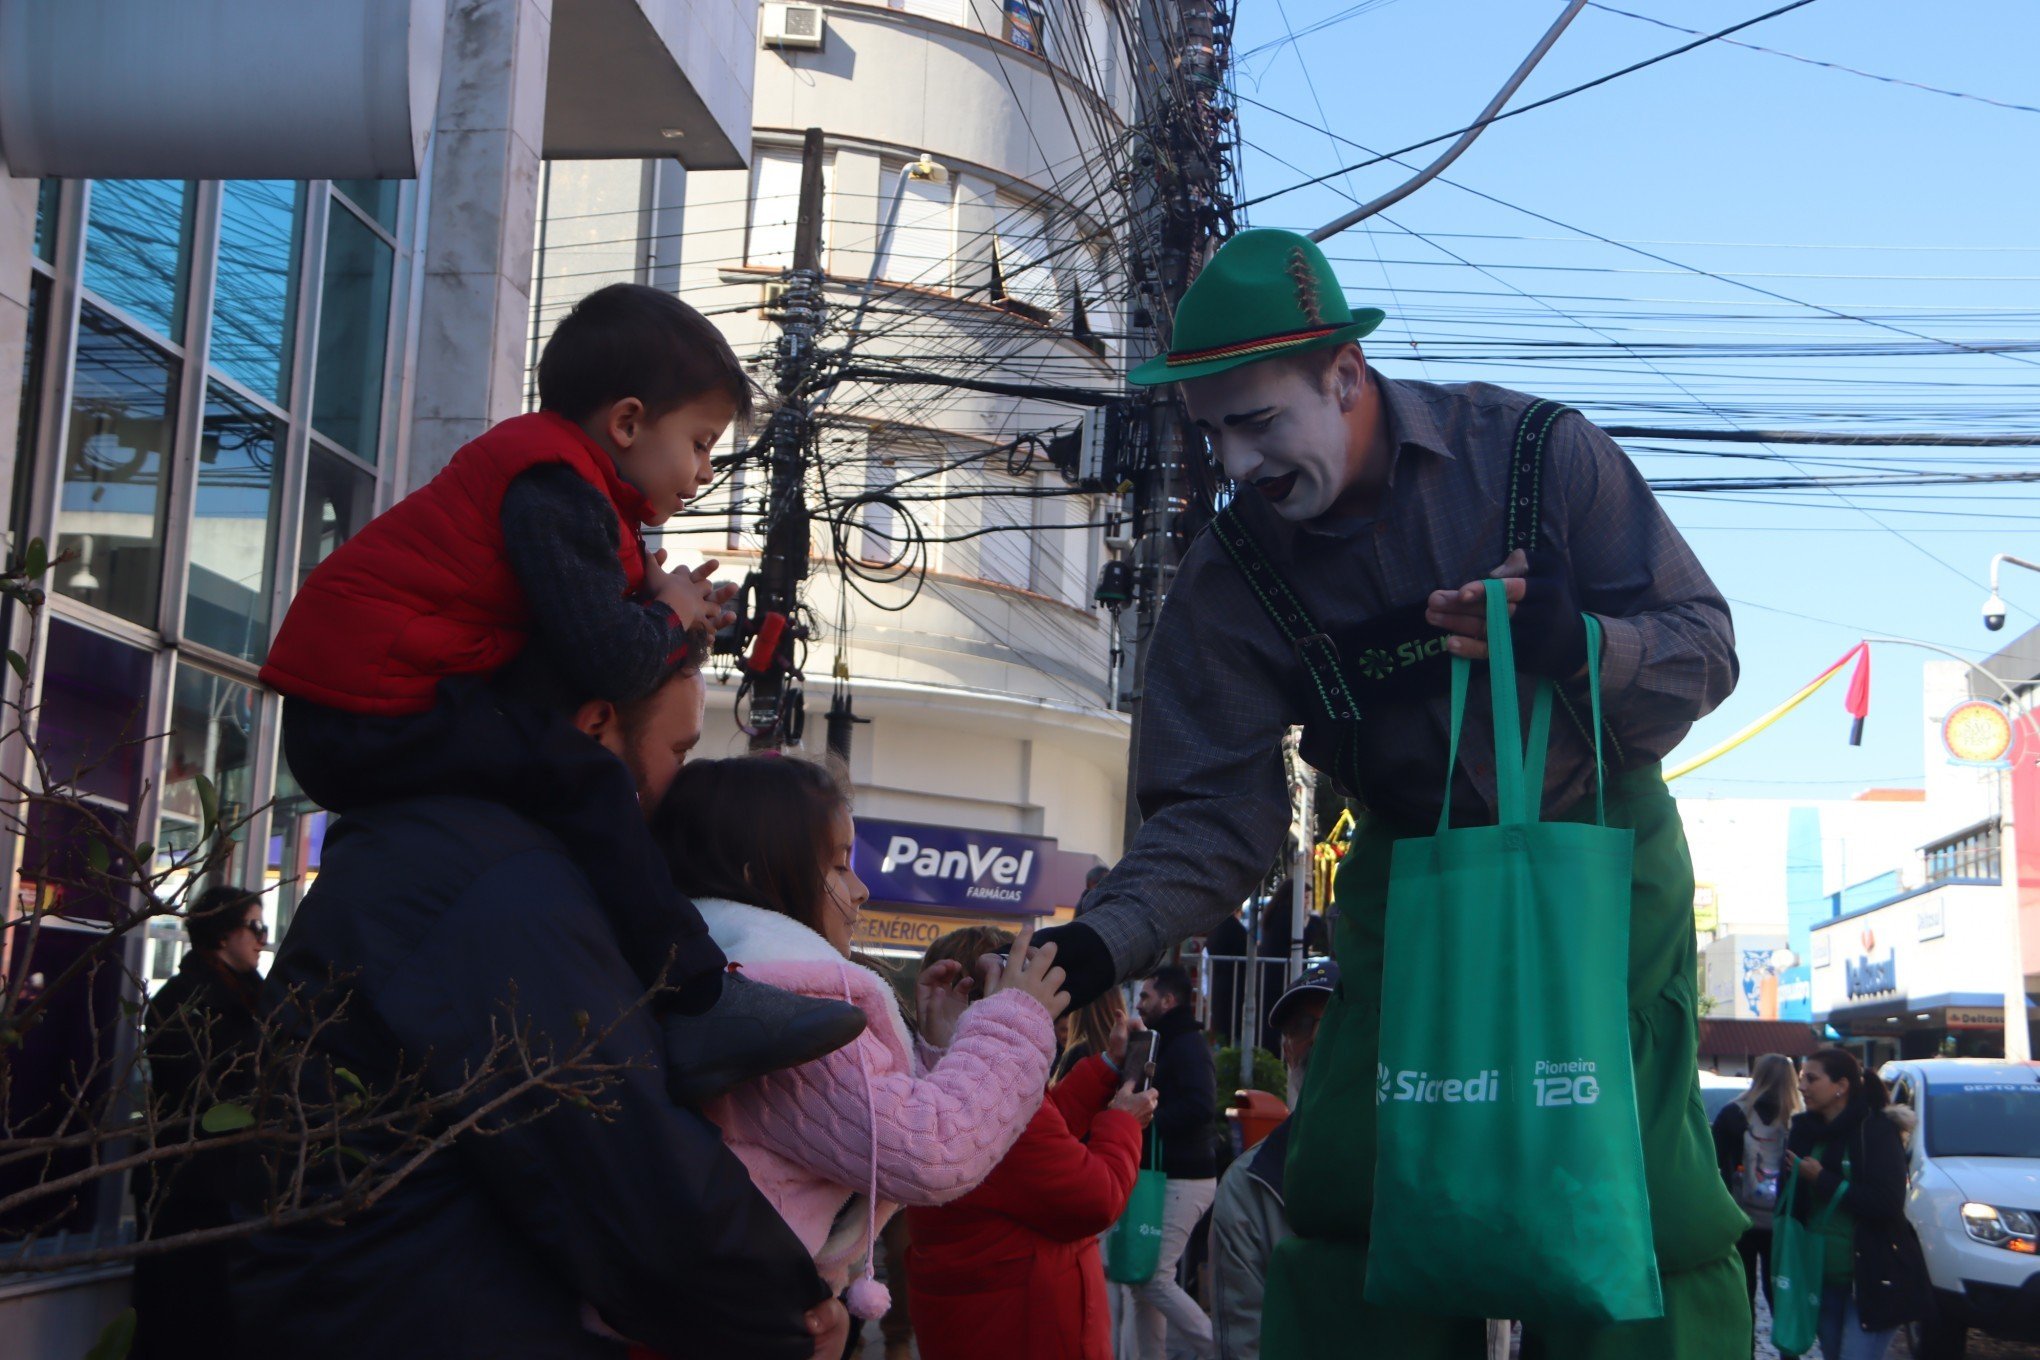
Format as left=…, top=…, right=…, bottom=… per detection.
left=1263, top=766, right=1751, bottom=1359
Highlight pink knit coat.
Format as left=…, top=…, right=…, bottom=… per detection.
left=695, top=899, right=1055, bottom=1293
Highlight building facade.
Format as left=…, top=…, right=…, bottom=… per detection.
left=535, top=0, right=1139, bottom=958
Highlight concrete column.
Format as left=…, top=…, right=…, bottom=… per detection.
left=408, top=0, right=551, bottom=486
left=0, top=159, right=43, bottom=545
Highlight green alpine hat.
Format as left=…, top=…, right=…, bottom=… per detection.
left=1127, top=228, right=1385, bottom=386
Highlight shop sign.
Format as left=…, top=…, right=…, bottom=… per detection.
left=853, top=908, right=1025, bottom=954
left=1943, top=699, right=2013, bottom=767
left=854, top=818, right=1092, bottom=916
left=1844, top=928, right=1899, bottom=1000
left=1811, top=933, right=1830, bottom=968
left=1916, top=900, right=1946, bottom=942
left=1947, top=1006, right=2006, bottom=1031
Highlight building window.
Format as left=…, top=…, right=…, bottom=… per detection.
left=747, top=149, right=834, bottom=271
left=82, top=179, right=195, bottom=341
left=1924, top=820, right=2000, bottom=883
left=311, top=199, right=394, bottom=463
left=33, top=178, right=59, bottom=264
left=877, top=169, right=952, bottom=290
left=55, top=306, right=179, bottom=627
left=993, top=199, right=1059, bottom=320
left=160, top=664, right=261, bottom=890
left=211, top=180, right=304, bottom=405
left=295, top=446, right=377, bottom=593
left=267, top=753, right=328, bottom=936
left=187, top=384, right=284, bottom=662
left=333, top=178, right=401, bottom=234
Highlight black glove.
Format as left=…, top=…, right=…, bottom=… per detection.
left=1510, top=550, right=1590, bottom=681
left=1026, top=920, right=1117, bottom=1011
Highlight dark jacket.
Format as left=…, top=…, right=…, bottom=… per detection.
left=231, top=795, right=827, bottom=1359
left=1150, top=1006, right=1218, bottom=1179
left=139, top=951, right=264, bottom=1231
left=906, top=1055, right=1144, bottom=1360
left=1785, top=1098, right=1929, bottom=1331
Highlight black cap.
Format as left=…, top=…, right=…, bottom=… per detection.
left=1267, top=961, right=1339, bottom=1034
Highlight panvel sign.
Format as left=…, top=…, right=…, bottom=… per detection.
left=854, top=818, right=1095, bottom=917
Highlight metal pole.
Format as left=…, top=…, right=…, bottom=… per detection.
left=748, top=128, right=827, bottom=750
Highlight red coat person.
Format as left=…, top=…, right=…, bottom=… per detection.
left=904, top=1054, right=1146, bottom=1360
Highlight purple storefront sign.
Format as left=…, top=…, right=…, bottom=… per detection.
left=853, top=818, right=1095, bottom=917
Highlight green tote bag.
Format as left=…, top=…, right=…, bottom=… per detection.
left=1361, top=581, right=1663, bottom=1328
left=1105, top=1126, right=1168, bottom=1284
left=1769, top=1155, right=1846, bottom=1357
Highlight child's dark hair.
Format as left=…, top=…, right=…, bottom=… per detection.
left=653, top=754, right=848, bottom=936
left=537, top=283, right=753, bottom=425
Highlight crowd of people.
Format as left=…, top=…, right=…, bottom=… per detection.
left=130, top=219, right=1796, bottom=1359
left=130, top=280, right=1307, bottom=1360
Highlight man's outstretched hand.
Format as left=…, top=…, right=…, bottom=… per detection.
left=1025, top=920, right=1117, bottom=1011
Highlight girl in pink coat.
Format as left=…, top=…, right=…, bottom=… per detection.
left=652, top=754, right=1070, bottom=1336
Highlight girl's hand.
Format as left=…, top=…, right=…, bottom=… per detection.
left=1107, top=1009, right=1144, bottom=1066
left=1790, top=1152, right=1823, bottom=1182
left=915, top=959, right=973, bottom=1050
left=1108, top=1079, right=1159, bottom=1125
left=980, top=925, right=1071, bottom=1020
left=805, top=1300, right=849, bottom=1359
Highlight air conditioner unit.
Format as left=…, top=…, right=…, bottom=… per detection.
left=763, top=3, right=824, bottom=49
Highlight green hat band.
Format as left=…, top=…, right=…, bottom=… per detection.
left=1164, top=322, right=1349, bottom=369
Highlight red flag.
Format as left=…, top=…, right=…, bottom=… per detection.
left=1844, top=643, right=1871, bottom=746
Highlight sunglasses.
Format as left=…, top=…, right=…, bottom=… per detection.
left=241, top=918, right=269, bottom=940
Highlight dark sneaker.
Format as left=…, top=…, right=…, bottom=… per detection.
left=663, top=971, right=867, bottom=1105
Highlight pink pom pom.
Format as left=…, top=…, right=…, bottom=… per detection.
left=845, top=1277, right=891, bottom=1321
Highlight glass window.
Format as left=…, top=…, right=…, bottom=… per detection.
left=56, top=306, right=178, bottom=626
left=747, top=150, right=833, bottom=271
left=267, top=753, right=328, bottom=937
left=978, top=472, right=1033, bottom=588
left=12, top=275, right=49, bottom=537
left=186, top=384, right=283, bottom=662
left=211, top=181, right=303, bottom=404
left=294, top=445, right=376, bottom=595
left=333, top=178, right=401, bottom=234
left=82, top=179, right=194, bottom=340
left=33, top=178, right=58, bottom=263
left=158, top=665, right=260, bottom=891
left=4, top=621, right=154, bottom=1235
left=878, top=172, right=952, bottom=290
left=311, top=206, right=393, bottom=463
left=1925, top=1085, right=2040, bottom=1159
left=993, top=200, right=1058, bottom=316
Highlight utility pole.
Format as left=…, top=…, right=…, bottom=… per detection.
left=747, top=127, right=827, bottom=751
left=1118, top=0, right=1235, bottom=845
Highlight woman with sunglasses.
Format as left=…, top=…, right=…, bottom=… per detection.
left=134, top=885, right=270, bottom=1359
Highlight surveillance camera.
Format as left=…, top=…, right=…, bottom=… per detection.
left=1984, top=592, right=2008, bottom=632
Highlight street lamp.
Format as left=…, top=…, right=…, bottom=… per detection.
left=1866, top=635, right=2034, bottom=1063
left=1982, top=553, right=2040, bottom=632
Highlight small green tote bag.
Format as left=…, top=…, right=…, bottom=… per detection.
left=1769, top=1154, right=1846, bottom=1357
left=1361, top=581, right=1663, bottom=1328
left=1105, top=1126, right=1168, bottom=1285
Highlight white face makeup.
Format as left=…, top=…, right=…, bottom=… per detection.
left=1180, top=349, right=1361, bottom=523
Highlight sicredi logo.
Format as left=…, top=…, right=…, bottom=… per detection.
left=882, top=835, right=1037, bottom=904
left=1375, top=1063, right=1502, bottom=1106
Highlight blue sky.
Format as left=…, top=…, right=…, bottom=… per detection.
left=1230, top=0, right=2040, bottom=799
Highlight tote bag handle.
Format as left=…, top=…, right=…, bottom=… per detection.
left=1438, top=580, right=1606, bottom=833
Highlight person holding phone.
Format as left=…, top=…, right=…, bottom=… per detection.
left=906, top=932, right=1157, bottom=1359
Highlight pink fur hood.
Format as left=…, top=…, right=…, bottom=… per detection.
left=695, top=899, right=1054, bottom=1291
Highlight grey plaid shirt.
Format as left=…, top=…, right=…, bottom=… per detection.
left=1081, top=374, right=1737, bottom=980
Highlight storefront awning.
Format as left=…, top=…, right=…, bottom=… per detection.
left=1697, top=1019, right=1822, bottom=1060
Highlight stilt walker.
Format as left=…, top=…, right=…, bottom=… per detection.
left=1032, top=229, right=1752, bottom=1358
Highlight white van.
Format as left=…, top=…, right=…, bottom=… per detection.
left=1879, top=1059, right=2040, bottom=1359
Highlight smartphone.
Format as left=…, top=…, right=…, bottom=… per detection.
left=1124, top=1031, right=1157, bottom=1092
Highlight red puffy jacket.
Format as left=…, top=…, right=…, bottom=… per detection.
left=260, top=412, right=650, bottom=715
left=905, top=1055, right=1144, bottom=1360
